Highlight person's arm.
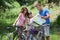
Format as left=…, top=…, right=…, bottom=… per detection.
left=41, top=10, right=50, bottom=19
left=13, top=13, right=21, bottom=26
left=41, top=13, right=50, bottom=18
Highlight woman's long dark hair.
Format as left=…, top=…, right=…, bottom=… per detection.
left=20, top=7, right=29, bottom=17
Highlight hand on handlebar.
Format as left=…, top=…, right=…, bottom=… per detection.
left=13, top=23, right=16, bottom=27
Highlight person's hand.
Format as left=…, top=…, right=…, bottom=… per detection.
left=13, top=23, right=16, bottom=27
left=41, top=16, right=44, bottom=19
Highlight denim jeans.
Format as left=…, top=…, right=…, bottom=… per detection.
left=29, top=34, right=33, bottom=40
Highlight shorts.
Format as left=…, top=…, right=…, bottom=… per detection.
left=40, top=25, right=50, bottom=36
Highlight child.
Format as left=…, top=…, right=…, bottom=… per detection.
left=25, top=12, right=34, bottom=40
left=13, top=7, right=29, bottom=40
left=25, top=12, right=39, bottom=40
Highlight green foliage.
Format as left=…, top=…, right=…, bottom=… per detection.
left=51, top=15, right=60, bottom=28
left=38, top=0, right=45, bottom=5
left=0, top=0, right=17, bottom=12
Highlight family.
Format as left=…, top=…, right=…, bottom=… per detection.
left=13, top=3, right=50, bottom=40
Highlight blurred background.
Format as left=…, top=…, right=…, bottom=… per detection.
left=0, top=0, right=60, bottom=40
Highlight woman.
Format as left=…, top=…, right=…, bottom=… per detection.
left=13, top=7, right=29, bottom=40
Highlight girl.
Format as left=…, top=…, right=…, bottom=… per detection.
left=13, top=7, right=29, bottom=40
left=25, top=12, right=39, bottom=40
left=25, top=12, right=34, bottom=40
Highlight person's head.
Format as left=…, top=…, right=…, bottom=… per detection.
left=20, top=7, right=29, bottom=17
left=28, top=12, right=32, bottom=18
left=36, top=4, right=42, bottom=11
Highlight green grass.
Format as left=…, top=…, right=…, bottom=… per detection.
left=50, top=34, right=60, bottom=40
left=0, top=34, right=60, bottom=40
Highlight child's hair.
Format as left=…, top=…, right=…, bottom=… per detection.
left=20, top=7, right=29, bottom=17
left=29, top=12, right=32, bottom=15
left=28, top=12, right=32, bottom=18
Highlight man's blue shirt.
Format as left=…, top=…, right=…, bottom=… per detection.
left=39, top=8, right=50, bottom=25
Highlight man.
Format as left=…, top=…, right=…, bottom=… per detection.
left=36, top=4, right=50, bottom=40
